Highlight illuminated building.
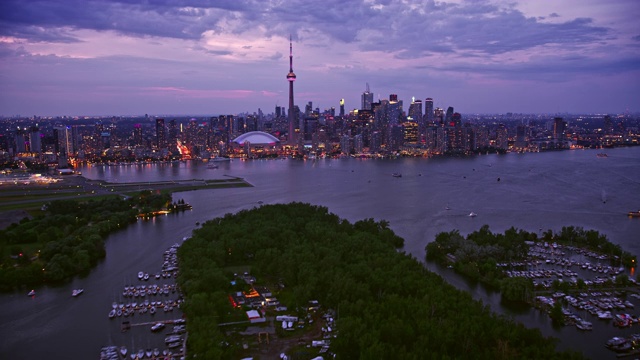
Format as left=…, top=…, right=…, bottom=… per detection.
left=403, top=120, right=419, bottom=144
left=553, top=117, right=566, bottom=141
left=53, top=126, right=74, bottom=158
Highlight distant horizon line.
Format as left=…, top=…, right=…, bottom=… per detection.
left=1, top=111, right=638, bottom=120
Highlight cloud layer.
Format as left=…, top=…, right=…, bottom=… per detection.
left=0, top=0, right=638, bottom=115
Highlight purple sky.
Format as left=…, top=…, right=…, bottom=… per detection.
left=1, top=0, right=639, bottom=117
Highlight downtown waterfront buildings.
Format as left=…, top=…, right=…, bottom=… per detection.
left=1, top=38, right=639, bottom=167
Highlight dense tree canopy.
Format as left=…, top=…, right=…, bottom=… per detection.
left=178, top=203, right=583, bottom=360
left=0, top=191, right=172, bottom=290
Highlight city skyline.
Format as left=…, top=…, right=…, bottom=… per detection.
left=1, top=0, right=639, bottom=117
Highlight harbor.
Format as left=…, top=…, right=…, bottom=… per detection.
left=100, top=242, right=187, bottom=360
left=499, top=241, right=640, bottom=355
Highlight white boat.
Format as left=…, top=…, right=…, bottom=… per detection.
left=151, top=322, right=165, bottom=332
left=108, top=309, right=116, bottom=318
left=71, top=288, right=84, bottom=297
left=153, top=348, right=160, bottom=357
left=165, top=335, right=182, bottom=343
left=27, top=290, right=35, bottom=296
left=468, top=212, right=477, bottom=217
left=119, top=346, right=127, bottom=357
left=575, top=320, right=592, bottom=330
left=137, top=271, right=144, bottom=280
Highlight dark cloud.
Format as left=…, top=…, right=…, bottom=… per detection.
left=424, top=54, right=640, bottom=82
left=0, top=0, right=613, bottom=59
left=0, top=0, right=243, bottom=41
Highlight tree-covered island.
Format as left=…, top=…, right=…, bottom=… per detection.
left=0, top=190, right=188, bottom=291
left=177, top=203, right=583, bottom=359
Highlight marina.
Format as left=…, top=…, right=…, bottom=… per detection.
left=101, top=242, right=187, bottom=359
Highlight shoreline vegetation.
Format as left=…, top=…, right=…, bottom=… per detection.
left=177, top=203, right=583, bottom=359
left=1, top=190, right=189, bottom=291
left=0, top=175, right=252, bottom=291
left=425, top=225, right=638, bottom=302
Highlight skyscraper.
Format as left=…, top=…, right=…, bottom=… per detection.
left=361, top=83, right=373, bottom=110
left=155, top=118, right=166, bottom=149
left=53, top=126, right=74, bottom=157
left=339, top=99, right=345, bottom=117
left=553, top=117, right=566, bottom=141
left=445, top=107, right=454, bottom=126
left=425, top=98, right=434, bottom=124
left=408, top=97, right=422, bottom=122
left=287, top=35, right=297, bottom=145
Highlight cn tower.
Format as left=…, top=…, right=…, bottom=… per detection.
left=286, top=35, right=296, bottom=145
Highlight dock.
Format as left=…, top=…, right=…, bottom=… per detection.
left=122, top=318, right=184, bottom=330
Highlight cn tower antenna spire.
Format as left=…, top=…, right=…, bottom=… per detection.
left=289, top=34, right=293, bottom=72
left=286, top=34, right=297, bottom=145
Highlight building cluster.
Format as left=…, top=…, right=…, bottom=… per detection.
left=0, top=104, right=638, bottom=167
left=0, top=37, right=637, bottom=165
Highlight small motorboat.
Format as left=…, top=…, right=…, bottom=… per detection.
left=468, top=212, right=477, bottom=217
left=71, top=288, right=84, bottom=297
left=27, top=290, right=35, bottom=296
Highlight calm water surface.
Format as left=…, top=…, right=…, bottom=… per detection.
left=1, top=147, right=639, bottom=359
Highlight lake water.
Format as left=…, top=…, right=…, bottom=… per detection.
left=1, top=147, right=639, bottom=359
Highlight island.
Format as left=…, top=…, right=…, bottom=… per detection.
left=176, top=202, right=582, bottom=359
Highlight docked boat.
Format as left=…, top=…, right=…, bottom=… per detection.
left=151, top=322, right=165, bottom=332
left=27, top=289, right=35, bottom=296
left=628, top=210, right=640, bottom=218
left=137, top=271, right=144, bottom=280
left=165, top=335, right=183, bottom=344
left=468, top=212, right=477, bottom=217
left=119, top=346, right=127, bottom=357
left=575, top=320, right=592, bottom=330
left=108, top=309, right=116, bottom=318
left=71, top=288, right=84, bottom=297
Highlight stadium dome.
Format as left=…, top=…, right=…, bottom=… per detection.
left=232, top=131, right=280, bottom=145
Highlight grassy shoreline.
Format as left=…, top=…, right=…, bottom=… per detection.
left=0, top=175, right=252, bottom=214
